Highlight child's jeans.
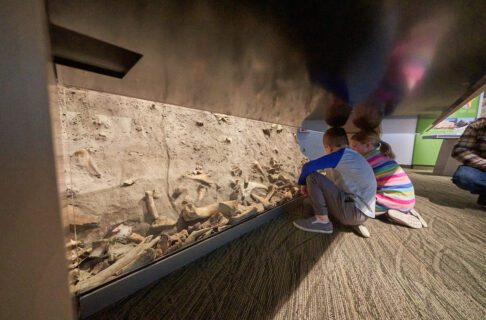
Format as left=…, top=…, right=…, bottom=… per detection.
left=306, top=172, right=368, bottom=226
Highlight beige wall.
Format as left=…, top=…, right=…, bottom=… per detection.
left=0, top=1, right=74, bottom=319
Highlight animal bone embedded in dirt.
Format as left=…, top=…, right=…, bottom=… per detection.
left=73, top=235, right=160, bottom=293
left=152, top=216, right=177, bottom=228
left=116, top=248, right=156, bottom=276
left=74, top=148, right=102, bottom=178
left=241, top=181, right=268, bottom=199
left=65, top=239, right=82, bottom=249
left=144, top=191, right=159, bottom=220
left=112, top=224, right=133, bottom=240
left=276, top=125, right=283, bottom=133
left=184, top=173, right=214, bottom=186
left=229, top=207, right=257, bottom=225
left=200, top=212, right=229, bottom=229
left=128, top=232, right=145, bottom=244
left=121, top=179, right=135, bottom=187
left=251, top=185, right=276, bottom=209
left=197, top=185, right=207, bottom=202
left=253, top=161, right=268, bottom=179
left=218, top=201, right=238, bottom=217
left=152, top=190, right=162, bottom=199
left=182, top=200, right=235, bottom=221
left=185, top=227, right=212, bottom=244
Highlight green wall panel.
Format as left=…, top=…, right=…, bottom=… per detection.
left=412, top=117, right=443, bottom=166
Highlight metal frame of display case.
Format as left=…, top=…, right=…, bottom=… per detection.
left=78, top=197, right=303, bottom=318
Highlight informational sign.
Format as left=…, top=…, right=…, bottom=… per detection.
left=426, top=92, right=484, bottom=137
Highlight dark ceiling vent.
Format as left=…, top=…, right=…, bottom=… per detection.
left=49, top=24, right=142, bottom=78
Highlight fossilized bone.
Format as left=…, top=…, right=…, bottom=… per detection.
left=218, top=201, right=239, bottom=217
left=253, top=161, right=268, bottom=181
left=185, top=227, right=212, bottom=244
left=74, top=149, right=102, bottom=178
left=144, top=192, right=177, bottom=227
left=184, top=173, right=214, bottom=186
left=65, top=239, right=81, bottom=249
left=197, top=185, right=207, bottom=202
left=73, top=235, right=160, bottom=293
left=116, top=248, right=156, bottom=276
left=200, top=212, right=229, bottom=229
left=229, top=207, right=258, bottom=225
left=127, top=232, right=145, bottom=244
left=251, top=185, right=276, bottom=209
left=181, top=200, right=235, bottom=221
left=112, top=224, right=133, bottom=240
left=122, top=179, right=135, bottom=186
left=241, top=181, right=268, bottom=199
left=145, top=191, right=159, bottom=220
left=151, top=217, right=177, bottom=229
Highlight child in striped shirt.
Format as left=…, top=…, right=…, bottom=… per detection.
left=350, top=131, right=427, bottom=228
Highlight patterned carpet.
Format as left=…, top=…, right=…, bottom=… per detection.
left=88, top=170, right=486, bottom=320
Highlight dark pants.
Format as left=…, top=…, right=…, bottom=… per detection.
left=452, top=165, right=486, bottom=196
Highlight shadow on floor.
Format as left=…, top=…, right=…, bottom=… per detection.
left=87, top=202, right=339, bottom=320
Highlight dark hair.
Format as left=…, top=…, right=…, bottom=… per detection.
left=352, top=102, right=384, bottom=131
left=324, top=98, right=352, bottom=127
left=324, top=127, right=349, bottom=147
left=350, top=130, right=395, bottom=159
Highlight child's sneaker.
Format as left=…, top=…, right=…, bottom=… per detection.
left=353, top=225, right=370, bottom=238
left=410, top=208, right=428, bottom=228
left=387, top=210, right=422, bottom=229
left=293, top=217, right=333, bottom=234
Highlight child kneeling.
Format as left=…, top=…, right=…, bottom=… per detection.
left=294, top=128, right=376, bottom=237
left=350, top=131, right=427, bottom=228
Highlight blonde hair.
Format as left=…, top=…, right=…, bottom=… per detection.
left=351, top=131, right=395, bottom=159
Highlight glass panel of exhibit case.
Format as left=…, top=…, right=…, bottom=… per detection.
left=57, top=85, right=305, bottom=294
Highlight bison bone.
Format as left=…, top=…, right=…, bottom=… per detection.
left=197, top=184, right=207, bottom=202
left=184, top=173, right=214, bottom=186
left=200, top=212, right=229, bottom=229
left=185, top=227, right=212, bottom=244
left=252, top=160, right=269, bottom=181
left=241, top=181, right=268, bottom=199
left=181, top=200, right=235, bottom=221
left=65, top=239, right=82, bottom=249
left=144, top=191, right=159, bottom=220
left=218, top=201, right=239, bottom=217
left=127, top=232, right=145, bottom=244
left=152, top=216, right=177, bottom=229
left=251, top=185, right=276, bottom=209
left=73, top=235, right=160, bottom=293
left=229, top=207, right=258, bottom=225
left=74, top=148, right=102, bottom=178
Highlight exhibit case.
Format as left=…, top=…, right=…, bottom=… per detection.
left=58, top=85, right=305, bottom=300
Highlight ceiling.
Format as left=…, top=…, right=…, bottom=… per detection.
left=47, top=0, right=486, bottom=127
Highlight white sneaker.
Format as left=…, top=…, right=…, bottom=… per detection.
left=387, top=210, right=422, bottom=229
left=410, top=209, right=428, bottom=228
left=353, top=225, right=370, bottom=238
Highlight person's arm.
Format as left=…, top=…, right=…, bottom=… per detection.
left=298, top=148, right=345, bottom=185
left=451, top=123, right=486, bottom=170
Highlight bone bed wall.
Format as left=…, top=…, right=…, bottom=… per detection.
left=58, top=85, right=305, bottom=293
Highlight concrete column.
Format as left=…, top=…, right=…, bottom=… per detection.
left=0, top=1, right=74, bottom=319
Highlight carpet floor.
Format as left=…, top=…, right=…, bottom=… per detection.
left=87, top=170, right=486, bottom=320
